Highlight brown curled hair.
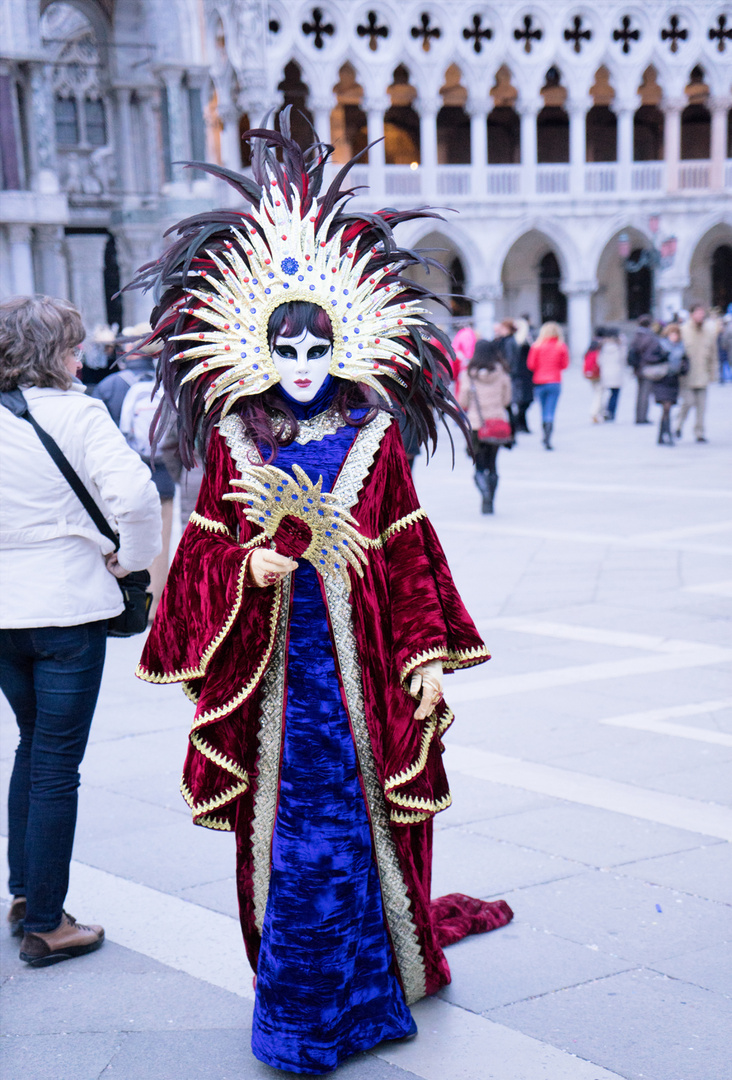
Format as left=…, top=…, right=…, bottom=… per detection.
left=0, top=295, right=85, bottom=392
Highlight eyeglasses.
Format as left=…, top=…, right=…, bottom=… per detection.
left=72, top=346, right=84, bottom=361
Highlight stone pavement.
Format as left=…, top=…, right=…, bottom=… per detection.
left=1, top=370, right=731, bottom=1080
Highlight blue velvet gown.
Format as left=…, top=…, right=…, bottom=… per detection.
left=250, top=381, right=414, bottom=1074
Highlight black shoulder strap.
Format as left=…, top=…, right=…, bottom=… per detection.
left=1, top=389, right=120, bottom=551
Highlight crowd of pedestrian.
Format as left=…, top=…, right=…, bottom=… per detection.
left=451, top=301, right=729, bottom=516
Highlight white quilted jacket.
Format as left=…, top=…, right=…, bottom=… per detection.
left=0, top=383, right=162, bottom=628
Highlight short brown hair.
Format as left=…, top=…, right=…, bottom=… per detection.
left=0, top=295, right=85, bottom=392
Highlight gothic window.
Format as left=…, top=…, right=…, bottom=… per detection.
left=238, top=113, right=252, bottom=167
left=385, top=65, right=420, bottom=164
left=186, top=84, right=206, bottom=162
left=487, top=67, right=519, bottom=165
left=55, top=96, right=79, bottom=145
left=449, top=256, right=472, bottom=318
left=626, top=249, right=652, bottom=320
left=586, top=106, right=617, bottom=162
left=634, top=67, right=664, bottom=161
left=84, top=98, right=106, bottom=146
left=681, top=67, right=711, bottom=159
left=712, top=245, right=732, bottom=310
left=537, top=68, right=568, bottom=164
left=277, top=61, right=314, bottom=151
left=539, top=252, right=567, bottom=324
left=437, top=65, right=470, bottom=164
left=332, top=63, right=368, bottom=164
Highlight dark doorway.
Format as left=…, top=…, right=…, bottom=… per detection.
left=539, top=252, right=567, bottom=323
left=712, top=244, right=732, bottom=310
left=626, top=249, right=653, bottom=320
left=437, top=106, right=470, bottom=164
left=537, top=107, right=569, bottom=163
left=277, top=61, right=314, bottom=151
left=385, top=65, right=420, bottom=164
left=586, top=105, right=617, bottom=162
left=681, top=103, right=711, bottom=159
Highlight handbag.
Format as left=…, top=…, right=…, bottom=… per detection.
left=469, top=380, right=513, bottom=441
left=642, top=362, right=670, bottom=381
left=1, top=390, right=151, bottom=636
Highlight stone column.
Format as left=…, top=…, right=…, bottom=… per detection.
left=616, top=97, right=636, bottom=192
left=365, top=96, right=388, bottom=199
left=311, top=97, right=333, bottom=145
left=34, top=225, right=68, bottom=298
left=656, top=281, right=687, bottom=322
left=136, top=88, right=160, bottom=194
left=568, top=96, right=589, bottom=196
left=113, top=226, right=161, bottom=326
left=28, top=62, right=59, bottom=194
left=218, top=103, right=242, bottom=171
left=663, top=97, right=684, bottom=193
left=473, top=284, right=503, bottom=338
left=0, top=65, right=21, bottom=189
left=113, top=86, right=137, bottom=194
left=518, top=100, right=538, bottom=197
left=565, top=282, right=596, bottom=363
left=710, top=97, right=731, bottom=190
left=159, top=68, right=189, bottom=185
left=65, top=233, right=109, bottom=331
left=418, top=96, right=439, bottom=197
left=8, top=224, right=35, bottom=294
left=468, top=104, right=488, bottom=197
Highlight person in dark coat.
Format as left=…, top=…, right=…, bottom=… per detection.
left=645, top=323, right=689, bottom=445
left=507, top=318, right=534, bottom=432
left=627, top=315, right=661, bottom=424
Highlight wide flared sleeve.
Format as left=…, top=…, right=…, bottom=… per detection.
left=370, top=422, right=490, bottom=687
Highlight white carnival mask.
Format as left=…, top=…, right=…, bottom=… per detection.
left=271, top=329, right=332, bottom=402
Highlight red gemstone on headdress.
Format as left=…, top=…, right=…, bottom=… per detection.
left=369, top=279, right=375, bottom=284
left=275, top=201, right=281, bottom=206
left=264, top=259, right=271, bottom=265
left=320, top=242, right=326, bottom=247
left=225, top=241, right=233, bottom=249
left=198, top=333, right=204, bottom=339
left=281, top=235, right=287, bottom=241
left=310, top=217, right=316, bottom=222
left=332, top=267, right=337, bottom=273
left=390, top=355, right=396, bottom=361
left=385, top=286, right=391, bottom=292
left=201, top=270, right=207, bottom=276
left=223, top=269, right=229, bottom=274
left=224, top=324, right=230, bottom=329
left=250, top=229, right=257, bottom=235
left=397, top=319, right=403, bottom=325
left=271, top=180, right=277, bottom=186
left=400, top=303, right=405, bottom=309
left=239, top=379, right=245, bottom=385
left=203, top=362, right=209, bottom=368
left=376, top=311, right=381, bottom=317
left=228, top=299, right=234, bottom=304
left=224, top=345, right=230, bottom=351
left=374, top=338, right=380, bottom=344
left=347, top=252, right=353, bottom=258
left=243, top=278, right=250, bottom=283
left=247, top=250, right=253, bottom=256
left=373, top=363, right=379, bottom=369
left=305, top=255, right=310, bottom=261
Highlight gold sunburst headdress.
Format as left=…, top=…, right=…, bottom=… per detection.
left=130, top=112, right=467, bottom=466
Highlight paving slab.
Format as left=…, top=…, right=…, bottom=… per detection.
left=0, top=1032, right=122, bottom=1080
left=488, top=968, right=732, bottom=1080
left=650, top=940, right=732, bottom=996
left=500, top=870, right=732, bottom=965
left=439, top=922, right=631, bottom=1011
left=616, top=841, right=732, bottom=904
left=469, top=803, right=720, bottom=869
left=431, top=827, right=583, bottom=899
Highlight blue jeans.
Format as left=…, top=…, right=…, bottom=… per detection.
left=605, top=387, right=620, bottom=420
left=0, top=622, right=107, bottom=932
left=535, top=382, right=561, bottom=424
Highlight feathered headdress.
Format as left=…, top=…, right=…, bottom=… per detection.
left=129, top=111, right=466, bottom=465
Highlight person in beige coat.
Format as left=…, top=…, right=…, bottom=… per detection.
left=458, top=338, right=513, bottom=514
left=677, top=305, right=718, bottom=442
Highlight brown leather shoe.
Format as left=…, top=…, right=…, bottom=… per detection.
left=19, top=911, right=104, bottom=967
left=8, top=896, right=26, bottom=938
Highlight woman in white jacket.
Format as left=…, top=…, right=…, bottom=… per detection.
left=598, top=329, right=628, bottom=422
left=0, top=296, right=162, bottom=966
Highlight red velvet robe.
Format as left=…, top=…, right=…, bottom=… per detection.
left=138, top=409, right=512, bottom=1003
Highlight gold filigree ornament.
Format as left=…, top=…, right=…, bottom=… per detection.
left=224, top=462, right=369, bottom=591
left=168, top=185, right=426, bottom=416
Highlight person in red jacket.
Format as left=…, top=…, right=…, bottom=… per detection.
left=526, top=321, right=570, bottom=449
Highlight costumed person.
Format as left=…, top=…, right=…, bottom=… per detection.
left=458, top=339, right=513, bottom=514
left=131, top=118, right=513, bottom=1076
left=646, top=323, right=689, bottom=445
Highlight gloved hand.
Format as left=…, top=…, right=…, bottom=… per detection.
left=409, top=659, right=444, bottom=720
left=248, top=547, right=298, bottom=588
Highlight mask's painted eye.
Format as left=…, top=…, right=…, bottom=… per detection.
left=307, top=344, right=331, bottom=360
left=273, top=345, right=297, bottom=359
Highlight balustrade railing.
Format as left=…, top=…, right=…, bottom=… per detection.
left=679, top=161, right=711, bottom=190
left=384, top=165, right=422, bottom=197
left=536, top=164, right=570, bottom=195
left=585, top=163, right=617, bottom=194
left=631, top=163, right=665, bottom=191
left=725, top=161, right=732, bottom=189
left=436, top=166, right=471, bottom=197
left=486, top=165, right=520, bottom=196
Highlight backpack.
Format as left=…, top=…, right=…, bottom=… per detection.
left=118, top=373, right=162, bottom=459
left=583, top=348, right=600, bottom=380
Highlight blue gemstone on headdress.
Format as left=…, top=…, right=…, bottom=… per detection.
left=249, top=294, right=255, bottom=300
left=331, top=300, right=337, bottom=305
left=281, top=257, right=298, bottom=275
left=235, top=308, right=241, bottom=313
left=250, top=308, right=256, bottom=314
left=283, top=283, right=289, bottom=289
left=241, top=339, right=246, bottom=344
left=249, top=325, right=255, bottom=331
left=298, top=275, right=304, bottom=281
left=309, top=285, right=315, bottom=291
left=357, top=315, right=362, bottom=321
left=263, top=374, right=269, bottom=380
left=234, top=324, right=240, bottom=329
left=253, top=364, right=259, bottom=369
left=307, top=265, right=313, bottom=272
left=358, top=344, right=363, bottom=349
left=330, top=286, right=335, bottom=292
left=344, top=289, right=349, bottom=295
left=268, top=271, right=275, bottom=279
left=252, top=279, right=258, bottom=284
left=265, top=288, right=271, bottom=294
left=347, top=303, right=352, bottom=309
left=254, top=347, right=260, bottom=353
left=320, top=274, right=325, bottom=280
left=346, top=352, right=352, bottom=358
left=241, top=352, right=246, bottom=358
left=342, top=317, right=347, bottom=323
left=338, top=362, right=344, bottom=368
left=354, top=328, right=359, bottom=334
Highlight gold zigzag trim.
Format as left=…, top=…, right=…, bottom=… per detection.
left=390, top=808, right=431, bottom=824
left=180, top=777, right=249, bottom=819
left=189, top=580, right=283, bottom=727
left=388, top=791, right=453, bottom=814
left=181, top=681, right=200, bottom=705
left=400, top=646, right=448, bottom=688
left=195, top=814, right=232, bottom=831
left=188, top=510, right=231, bottom=536
left=444, top=644, right=491, bottom=669
left=384, top=716, right=439, bottom=793
left=135, top=554, right=251, bottom=685
left=380, top=508, right=427, bottom=544
left=190, top=730, right=248, bottom=780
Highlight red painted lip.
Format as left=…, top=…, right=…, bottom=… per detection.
left=294, top=379, right=312, bottom=387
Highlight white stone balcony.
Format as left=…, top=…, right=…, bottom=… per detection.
left=384, top=165, right=422, bottom=197
left=486, top=166, right=521, bottom=197
left=436, top=166, right=472, bottom=198
left=678, top=161, right=711, bottom=190
left=584, top=163, right=617, bottom=194
left=631, top=163, right=666, bottom=192
left=536, top=164, right=570, bottom=196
